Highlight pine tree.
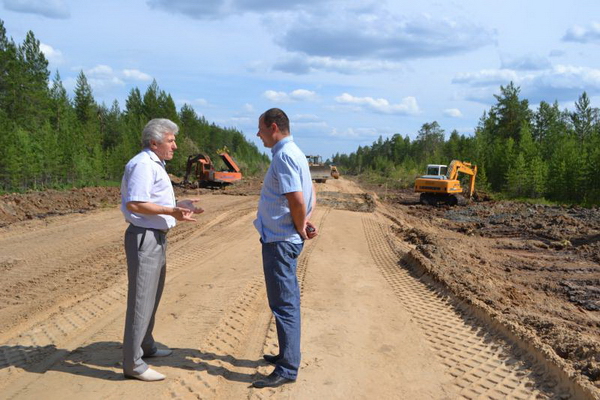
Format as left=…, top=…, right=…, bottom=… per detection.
left=505, top=152, right=527, bottom=197
left=491, top=82, right=532, bottom=142
left=73, top=71, right=96, bottom=124
left=571, top=92, right=596, bottom=144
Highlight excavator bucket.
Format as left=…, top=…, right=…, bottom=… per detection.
left=218, top=152, right=241, bottom=173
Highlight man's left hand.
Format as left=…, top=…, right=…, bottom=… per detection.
left=304, top=221, right=318, bottom=240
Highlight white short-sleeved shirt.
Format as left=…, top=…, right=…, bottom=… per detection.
left=254, top=136, right=313, bottom=244
left=120, top=149, right=176, bottom=230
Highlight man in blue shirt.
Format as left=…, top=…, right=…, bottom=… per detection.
left=120, top=118, right=202, bottom=382
left=252, top=108, right=318, bottom=388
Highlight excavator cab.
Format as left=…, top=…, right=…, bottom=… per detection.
left=423, top=164, right=448, bottom=179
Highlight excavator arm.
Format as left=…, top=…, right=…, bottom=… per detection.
left=446, top=160, right=477, bottom=197
left=183, top=154, right=210, bottom=185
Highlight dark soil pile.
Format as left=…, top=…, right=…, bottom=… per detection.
left=380, top=187, right=600, bottom=394
left=0, top=187, right=121, bottom=227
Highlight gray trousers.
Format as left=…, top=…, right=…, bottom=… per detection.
left=123, top=224, right=167, bottom=375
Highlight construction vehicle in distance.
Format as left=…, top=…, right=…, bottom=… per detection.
left=183, top=152, right=242, bottom=188
left=306, top=155, right=330, bottom=183
left=414, top=160, right=477, bottom=206
left=330, top=165, right=340, bottom=179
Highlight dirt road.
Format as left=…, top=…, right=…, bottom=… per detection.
left=0, top=178, right=597, bottom=399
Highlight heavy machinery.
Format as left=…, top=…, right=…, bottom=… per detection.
left=183, top=152, right=242, bottom=188
left=414, top=160, right=477, bottom=206
left=306, top=155, right=330, bottom=183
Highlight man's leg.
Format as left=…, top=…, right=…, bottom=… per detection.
left=123, top=227, right=166, bottom=375
left=141, top=234, right=167, bottom=356
left=261, top=241, right=303, bottom=380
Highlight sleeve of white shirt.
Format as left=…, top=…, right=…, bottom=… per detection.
left=124, top=161, right=156, bottom=203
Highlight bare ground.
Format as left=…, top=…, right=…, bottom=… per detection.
left=0, top=178, right=598, bottom=399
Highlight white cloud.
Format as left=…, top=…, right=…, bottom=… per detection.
left=329, top=127, right=380, bottom=139
left=123, top=69, right=152, bottom=81
left=83, top=65, right=124, bottom=90
left=264, top=90, right=289, bottom=102
left=453, top=69, right=520, bottom=87
left=453, top=64, right=600, bottom=103
left=88, top=77, right=125, bottom=90
left=563, top=22, right=600, bottom=44
left=182, top=98, right=209, bottom=106
left=146, top=0, right=224, bottom=19
left=263, top=89, right=317, bottom=103
left=39, top=42, right=63, bottom=64
left=335, top=93, right=420, bottom=115
left=278, top=11, right=495, bottom=62
left=243, top=103, right=254, bottom=112
left=88, top=65, right=114, bottom=76
left=72, top=65, right=155, bottom=92
left=273, top=55, right=405, bottom=75
left=147, top=0, right=321, bottom=20
left=3, top=0, right=70, bottom=18
left=443, top=108, right=462, bottom=118
left=290, top=89, right=317, bottom=101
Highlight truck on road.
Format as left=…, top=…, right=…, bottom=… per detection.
left=306, top=155, right=330, bottom=183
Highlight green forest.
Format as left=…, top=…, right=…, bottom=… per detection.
left=332, top=83, right=600, bottom=206
left=1, top=20, right=599, bottom=206
left=0, top=20, right=269, bottom=193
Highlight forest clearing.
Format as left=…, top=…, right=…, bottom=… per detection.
left=0, top=177, right=598, bottom=399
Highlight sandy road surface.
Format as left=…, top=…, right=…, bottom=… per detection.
left=0, top=179, right=591, bottom=399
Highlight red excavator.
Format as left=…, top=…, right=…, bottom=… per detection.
left=183, top=152, right=242, bottom=188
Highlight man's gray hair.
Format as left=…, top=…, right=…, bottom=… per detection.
left=142, top=118, right=179, bottom=148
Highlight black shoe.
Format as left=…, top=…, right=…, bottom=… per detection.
left=252, top=371, right=295, bottom=388
left=263, top=354, right=281, bottom=364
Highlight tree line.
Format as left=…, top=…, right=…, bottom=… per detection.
left=332, top=83, right=600, bottom=206
left=0, top=20, right=269, bottom=192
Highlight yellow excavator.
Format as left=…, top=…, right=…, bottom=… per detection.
left=414, top=160, right=477, bottom=206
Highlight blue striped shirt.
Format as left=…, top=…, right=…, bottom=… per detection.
left=254, top=136, right=313, bottom=244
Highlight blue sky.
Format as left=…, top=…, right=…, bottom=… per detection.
left=3, top=0, right=600, bottom=158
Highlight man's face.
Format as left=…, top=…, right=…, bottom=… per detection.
left=257, top=117, right=275, bottom=148
left=151, top=132, right=177, bottom=161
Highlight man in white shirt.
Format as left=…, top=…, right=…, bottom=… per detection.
left=120, top=118, right=201, bottom=381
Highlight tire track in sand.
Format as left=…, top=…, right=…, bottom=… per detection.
left=0, top=199, right=257, bottom=398
left=361, top=215, right=575, bottom=400
left=247, top=208, right=331, bottom=400
left=164, top=208, right=331, bottom=400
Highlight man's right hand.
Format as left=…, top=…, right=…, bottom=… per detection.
left=171, top=206, right=197, bottom=222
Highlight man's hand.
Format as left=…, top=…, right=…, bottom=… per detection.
left=305, top=221, right=318, bottom=240
left=177, top=199, right=204, bottom=214
left=171, top=206, right=197, bottom=222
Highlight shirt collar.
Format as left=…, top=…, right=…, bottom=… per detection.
left=144, top=148, right=166, bottom=167
left=271, top=136, right=293, bottom=155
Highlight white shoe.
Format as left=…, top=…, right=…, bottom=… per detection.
left=125, top=368, right=166, bottom=382
left=143, top=348, right=173, bottom=358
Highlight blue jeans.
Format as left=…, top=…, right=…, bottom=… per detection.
left=261, top=240, right=304, bottom=380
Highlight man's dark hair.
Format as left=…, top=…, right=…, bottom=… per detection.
left=262, top=108, right=290, bottom=134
